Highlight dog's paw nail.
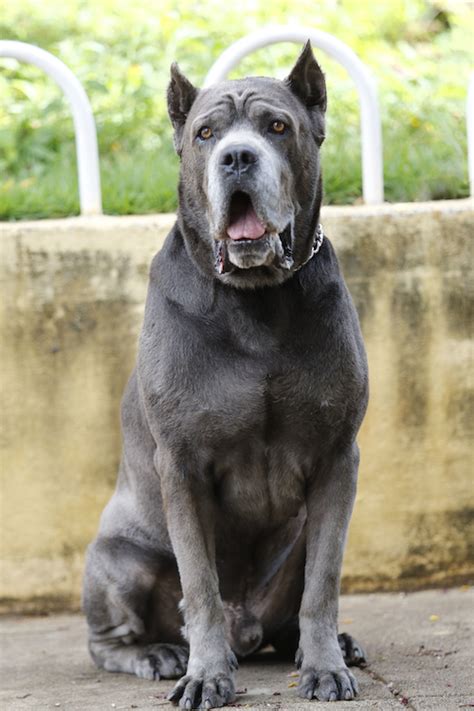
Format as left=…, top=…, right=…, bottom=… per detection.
left=204, top=701, right=212, bottom=710
left=228, top=650, right=239, bottom=670
left=328, top=691, right=337, bottom=701
left=184, top=700, right=192, bottom=710
left=345, top=689, right=353, bottom=699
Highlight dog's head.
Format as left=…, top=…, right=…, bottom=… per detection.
left=167, top=42, right=326, bottom=288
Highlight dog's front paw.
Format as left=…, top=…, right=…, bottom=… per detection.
left=297, top=666, right=358, bottom=701
left=167, top=668, right=236, bottom=709
left=338, top=632, right=367, bottom=667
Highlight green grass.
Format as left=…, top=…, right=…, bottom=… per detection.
left=0, top=0, right=472, bottom=220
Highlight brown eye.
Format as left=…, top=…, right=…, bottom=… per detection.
left=198, top=126, right=213, bottom=140
left=270, top=120, right=286, bottom=134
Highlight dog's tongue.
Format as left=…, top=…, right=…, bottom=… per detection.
left=227, top=202, right=266, bottom=240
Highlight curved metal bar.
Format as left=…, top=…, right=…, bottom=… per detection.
left=0, top=40, right=102, bottom=215
left=467, top=73, right=474, bottom=197
left=204, top=27, right=384, bottom=204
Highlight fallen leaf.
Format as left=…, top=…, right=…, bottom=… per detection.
left=429, top=614, right=440, bottom=622
left=288, top=681, right=298, bottom=688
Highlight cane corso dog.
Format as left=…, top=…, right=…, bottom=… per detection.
left=83, top=42, right=369, bottom=708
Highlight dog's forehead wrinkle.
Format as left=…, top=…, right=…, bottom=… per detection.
left=190, top=94, right=234, bottom=124
left=223, top=90, right=299, bottom=124
left=193, top=87, right=241, bottom=114
left=232, top=87, right=259, bottom=113
left=191, top=109, right=233, bottom=134
left=248, top=102, right=297, bottom=131
left=197, top=77, right=287, bottom=111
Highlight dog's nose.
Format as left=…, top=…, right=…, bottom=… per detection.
left=221, top=145, right=258, bottom=175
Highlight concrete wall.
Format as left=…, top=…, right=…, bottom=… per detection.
left=1, top=200, right=472, bottom=612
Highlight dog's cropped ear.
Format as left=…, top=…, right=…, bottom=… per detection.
left=285, top=41, right=327, bottom=113
left=167, top=63, right=199, bottom=156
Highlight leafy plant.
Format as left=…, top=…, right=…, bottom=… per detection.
left=0, top=0, right=471, bottom=219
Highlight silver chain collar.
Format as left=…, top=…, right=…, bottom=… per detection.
left=292, top=223, right=324, bottom=271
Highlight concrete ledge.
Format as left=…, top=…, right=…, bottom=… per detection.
left=1, top=200, right=473, bottom=610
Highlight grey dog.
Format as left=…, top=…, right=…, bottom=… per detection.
left=83, top=42, right=369, bottom=709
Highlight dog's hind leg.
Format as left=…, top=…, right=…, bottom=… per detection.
left=337, top=632, right=367, bottom=667
left=83, top=536, right=188, bottom=680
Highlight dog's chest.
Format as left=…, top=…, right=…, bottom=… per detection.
left=209, top=363, right=324, bottom=522
left=157, top=350, right=336, bottom=526
left=160, top=342, right=333, bottom=450
left=213, top=435, right=308, bottom=527
left=147, top=288, right=353, bottom=524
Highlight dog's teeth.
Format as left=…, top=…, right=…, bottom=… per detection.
left=214, top=241, right=226, bottom=275
left=271, top=233, right=284, bottom=259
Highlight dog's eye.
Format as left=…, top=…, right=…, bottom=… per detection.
left=270, top=120, right=287, bottom=135
left=198, top=126, right=213, bottom=140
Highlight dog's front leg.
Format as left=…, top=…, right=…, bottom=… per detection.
left=162, top=467, right=237, bottom=710
left=297, top=443, right=360, bottom=702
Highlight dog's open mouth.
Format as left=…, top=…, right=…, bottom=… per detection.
left=214, top=190, right=294, bottom=276
left=226, top=191, right=267, bottom=242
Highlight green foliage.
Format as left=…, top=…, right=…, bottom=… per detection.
left=0, top=0, right=471, bottom=219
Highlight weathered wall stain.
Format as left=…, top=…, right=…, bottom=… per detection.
left=0, top=203, right=472, bottom=611
left=390, top=274, right=430, bottom=430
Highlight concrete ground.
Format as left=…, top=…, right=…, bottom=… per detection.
left=1, top=589, right=472, bottom=711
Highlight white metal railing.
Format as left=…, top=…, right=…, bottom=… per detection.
left=205, top=27, right=384, bottom=205
left=0, top=40, right=102, bottom=215
left=467, top=73, right=474, bottom=198
left=1, top=36, right=471, bottom=212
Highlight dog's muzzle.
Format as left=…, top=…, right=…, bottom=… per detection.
left=213, top=191, right=324, bottom=275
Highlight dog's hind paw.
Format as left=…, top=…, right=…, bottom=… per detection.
left=338, top=632, right=367, bottom=667
left=135, top=643, right=189, bottom=680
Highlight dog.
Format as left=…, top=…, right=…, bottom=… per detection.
left=83, top=41, right=369, bottom=708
